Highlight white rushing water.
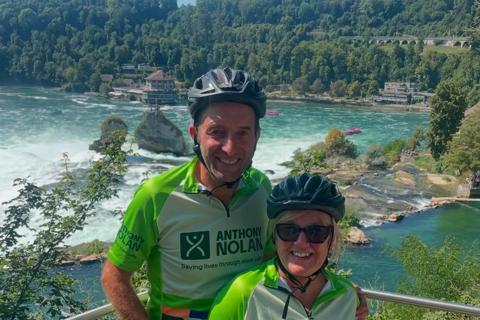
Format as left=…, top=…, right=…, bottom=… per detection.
left=0, top=86, right=429, bottom=245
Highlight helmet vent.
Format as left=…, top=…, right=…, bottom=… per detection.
left=187, top=67, right=267, bottom=118
left=195, top=79, right=203, bottom=90
left=224, top=67, right=233, bottom=81
left=235, top=71, right=245, bottom=85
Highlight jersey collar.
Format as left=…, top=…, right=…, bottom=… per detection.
left=182, top=157, right=257, bottom=195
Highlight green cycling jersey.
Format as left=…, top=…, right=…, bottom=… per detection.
left=209, top=258, right=359, bottom=320
left=108, top=157, right=272, bottom=319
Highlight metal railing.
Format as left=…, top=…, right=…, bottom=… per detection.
left=66, top=291, right=148, bottom=320
left=66, top=289, right=480, bottom=319
left=361, top=288, right=480, bottom=317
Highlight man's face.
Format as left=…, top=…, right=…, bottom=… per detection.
left=190, top=102, right=260, bottom=184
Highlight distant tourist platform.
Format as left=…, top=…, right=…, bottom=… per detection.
left=107, top=68, right=177, bottom=105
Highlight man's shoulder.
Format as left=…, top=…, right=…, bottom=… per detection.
left=137, top=159, right=195, bottom=196
left=246, top=167, right=272, bottom=192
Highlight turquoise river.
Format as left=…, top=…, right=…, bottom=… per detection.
left=0, top=86, right=478, bottom=308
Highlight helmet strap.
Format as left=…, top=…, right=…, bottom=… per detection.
left=275, top=227, right=334, bottom=319
left=193, top=136, right=247, bottom=191
left=276, top=257, right=323, bottom=294
left=276, top=257, right=323, bottom=319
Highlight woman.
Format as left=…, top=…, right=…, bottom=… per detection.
left=208, top=173, right=359, bottom=319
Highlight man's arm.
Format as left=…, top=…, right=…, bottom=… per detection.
left=355, top=285, right=368, bottom=320
left=101, top=260, right=148, bottom=320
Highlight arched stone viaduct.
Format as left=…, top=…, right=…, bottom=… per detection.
left=340, top=36, right=471, bottom=48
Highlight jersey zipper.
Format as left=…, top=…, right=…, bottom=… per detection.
left=192, top=191, right=231, bottom=217
left=276, top=286, right=314, bottom=319
left=220, top=201, right=230, bottom=217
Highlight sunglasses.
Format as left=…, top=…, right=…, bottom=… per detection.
left=275, top=223, right=332, bottom=244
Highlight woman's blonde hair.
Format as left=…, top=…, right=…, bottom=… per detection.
left=272, top=210, right=343, bottom=263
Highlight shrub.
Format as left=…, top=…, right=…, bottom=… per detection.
left=382, top=139, right=407, bottom=165
left=330, top=80, right=347, bottom=97
left=325, top=128, right=357, bottom=158
left=364, top=144, right=387, bottom=169
left=413, top=155, right=438, bottom=173
left=338, top=207, right=360, bottom=235
left=283, top=143, right=328, bottom=175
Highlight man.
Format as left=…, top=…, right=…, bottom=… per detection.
left=102, top=67, right=272, bottom=320
left=102, top=67, right=367, bottom=320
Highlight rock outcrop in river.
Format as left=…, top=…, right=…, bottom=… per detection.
left=135, top=109, right=187, bottom=155
left=89, top=114, right=128, bottom=153
left=331, top=162, right=460, bottom=224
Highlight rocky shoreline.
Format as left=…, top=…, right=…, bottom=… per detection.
left=266, top=94, right=430, bottom=112
left=61, top=159, right=463, bottom=264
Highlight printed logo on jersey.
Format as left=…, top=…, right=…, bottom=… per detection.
left=117, top=224, right=144, bottom=251
left=180, top=231, right=210, bottom=260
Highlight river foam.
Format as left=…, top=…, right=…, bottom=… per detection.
left=0, top=86, right=430, bottom=245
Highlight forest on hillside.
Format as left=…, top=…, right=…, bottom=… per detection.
left=0, top=0, right=479, bottom=98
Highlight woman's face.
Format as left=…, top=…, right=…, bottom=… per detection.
left=275, top=210, right=332, bottom=278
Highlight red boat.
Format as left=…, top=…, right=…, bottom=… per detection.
left=266, top=109, right=280, bottom=116
left=344, top=127, right=362, bottom=135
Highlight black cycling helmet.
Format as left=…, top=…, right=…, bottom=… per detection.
left=267, top=173, right=345, bottom=221
left=187, top=67, right=266, bottom=121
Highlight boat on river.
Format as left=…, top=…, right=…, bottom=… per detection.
left=266, top=109, right=280, bottom=116
left=344, top=127, right=362, bottom=135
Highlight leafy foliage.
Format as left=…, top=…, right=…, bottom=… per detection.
left=284, top=143, right=328, bottom=175
left=0, top=135, right=127, bottom=319
left=371, top=235, right=480, bottom=320
left=412, top=126, right=428, bottom=149
left=330, top=80, right=347, bottom=97
left=0, top=0, right=478, bottom=93
left=443, top=104, right=480, bottom=173
left=428, top=80, right=468, bottom=159
left=413, top=155, right=439, bottom=173
left=324, top=128, right=357, bottom=158
left=338, top=207, right=361, bottom=235
left=382, top=138, right=408, bottom=165
left=364, top=144, right=387, bottom=169
left=283, top=128, right=358, bottom=174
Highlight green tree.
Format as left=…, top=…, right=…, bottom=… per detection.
left=443, top=105, right=480, bottom=174
left=466, top=83, right=480, bottom=107
left=324, top=128, right=357, bottom=158
left=382, top=138, right=408, bottom=165
left=283, top=143, right=328, bottom=175
left=347, top=80, right=362, bottom=98
left=0, top=135, right=127, bottom=319
left=292, top=76, right=309, bottom=94
left=330, top=80, right=347, bottom=97
left=371, top=235, right=480, bottom=320
left=428, top=80, right=467, bottom=159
